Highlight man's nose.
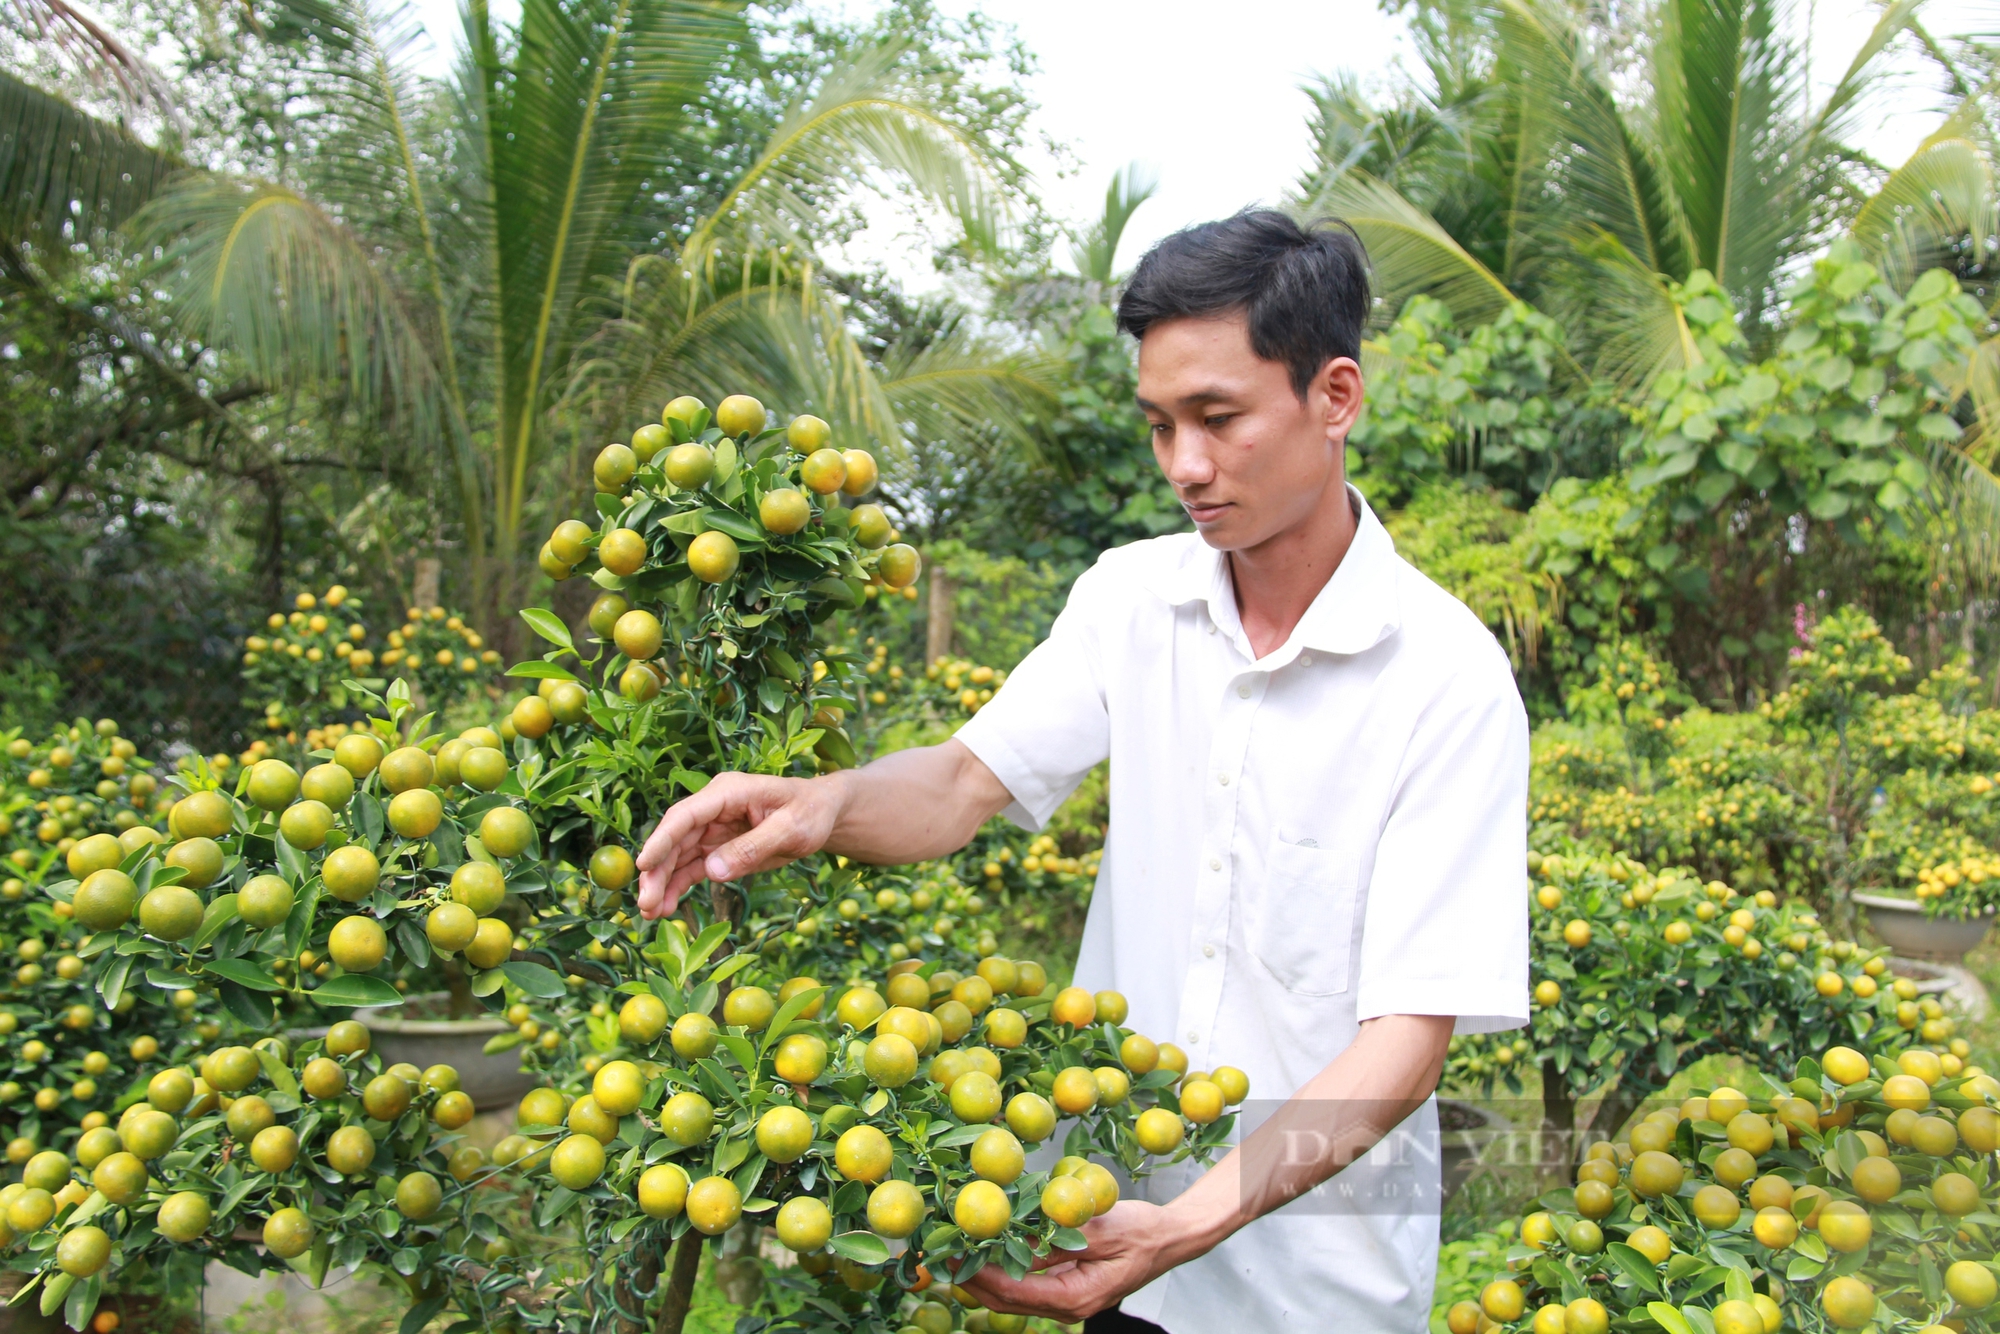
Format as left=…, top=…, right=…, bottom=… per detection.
left=1164, top=433, right=1218, bottom=488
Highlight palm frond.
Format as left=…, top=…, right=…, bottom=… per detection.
left=1801, top=0, right=1926, bottom=153
left=1571, top=229, right=1699, bottom=390
left=1650, top=0, right=1810, bottom=297
left=575, top=260, right=894, bottom=447
left=1302, top=169, right=1519, bottom=327
left=485, top=0, right=742, bottom=536
left=262, top=0, right=481, bottom=524
left=134, top=176, right=446, bottom=432
left=0, top=68, right=174, bottom=249
left=681, top=41, right=1011, bottom=284
left=1919, top=438, right=2000, bottom=591
left=879, top=321, right=1062, bottom=461
left=9, top=0, right=174, bottom=112
left=1496, top=0, right=1691, bottom=282
left=1850, top=125, right=1996, bottom=292
left=1963, top=335, right=2000, bottom=468
left=1068, top=162, right=1158, bottom=284
left=575, top=256, right=1056, bottom=472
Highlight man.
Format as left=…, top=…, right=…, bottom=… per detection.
left=637, top=209, right=1529, bottom=1332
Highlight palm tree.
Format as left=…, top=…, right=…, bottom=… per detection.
left=1301, top=0, right=2000, bottom=559
left=2, top=0, right=1054, bottom=640
left=1301, top=0, right=1932, bottom=387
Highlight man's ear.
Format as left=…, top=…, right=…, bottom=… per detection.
left=1319, top=356, right=1365, bottom=442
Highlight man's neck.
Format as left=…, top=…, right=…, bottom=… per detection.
left=1224, top=481, right=1358, bottom=660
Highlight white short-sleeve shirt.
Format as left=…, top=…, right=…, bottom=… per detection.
left=954, top=487, right=1530, bottom=1333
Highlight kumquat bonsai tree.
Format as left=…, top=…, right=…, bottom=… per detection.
left=0, top=392, right=1253, bottom=1334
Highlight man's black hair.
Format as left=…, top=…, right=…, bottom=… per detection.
left=1115, top=209, right=1371, bottom=398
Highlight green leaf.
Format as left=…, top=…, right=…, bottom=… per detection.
left=826, top=1232, right=890, bottom=1265
left=39, top=1274, right=72, bottom=1318
left=96, top=955, right=133, bottom=1012
left=205, top=957, right=282, bottom=992
left=309, top=975, right=404, bottom=1008
left=191, top=893, right=242, bottom=951
left=500, top=961, right=568, bottom=998
left=507, top=661, right=580, bottom=681
left=519, top=608, right=574, bottom=653
left=258, top=1046, right=302, bottom=1101
left=708, top=954, right=755, bottom=988
left=760, top=985, right=827, bottom=1055
left=663, top=510, right=710, bottom=535
left=685, top=922, right=732, bottom=973
left=400, top=1297, right=449, bottom=1334
left=808, top=577, right=859, bottom=609
left=716, top=1033, right=758, bottom=1072
left=1606, top=1242, right=1662, bottom=1294
left=1645, top=1301, right=1695, bottom=1334
left=214, top=980, right=266, bottom=1028
left=701, top=510, right=764, bottom=544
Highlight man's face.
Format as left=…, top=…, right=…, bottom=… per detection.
left=1135, top=313, right=1361, bottom=553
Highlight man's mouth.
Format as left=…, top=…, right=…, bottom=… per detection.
left=1182, top=499, right=1231, bottom=524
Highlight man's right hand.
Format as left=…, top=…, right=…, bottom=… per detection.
left=633, top=740, right=1014, bottom=920
left=635, top=772, right=847, bottom=919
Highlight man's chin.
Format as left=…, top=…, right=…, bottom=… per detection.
left=1192, top=516, right=1254, bottom=550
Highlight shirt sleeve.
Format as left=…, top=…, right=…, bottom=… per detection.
left=1354, top=641, right=1531, bottom=1035
left=952, top=565, right=1115, bottom=832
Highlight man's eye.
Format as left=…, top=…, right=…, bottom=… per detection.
left=1205, top=414, right=1234, bottom=429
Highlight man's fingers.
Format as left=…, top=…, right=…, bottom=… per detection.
left=962, top=1266, right=1098, bottom=1321
left=636, top=864, right=667, bottom=919
left=636, top=773, right=763, bottom=872
left=636, top=843, right=712, bottom=920
left=704, top=809, right=807, bottom=881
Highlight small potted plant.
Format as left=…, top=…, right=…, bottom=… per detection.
left=1854, top=845, right=2000, bottom=963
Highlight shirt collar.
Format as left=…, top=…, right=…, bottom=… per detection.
left=1145, top=485, right=1402, bottom=664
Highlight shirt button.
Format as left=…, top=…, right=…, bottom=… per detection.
left=1208, top=857, right=1221, bottom=871
left=1186, top=1031, right=1200, bottom=1043
left=1206, top=622, right=1216, bottom=635
left=1236, top=683, right=1252, bottom=699
left=1301, top=653, right=1314, bottom=667
left=1217, top=773, right=1230, bottom=786
left=1203, top=945, right=1216, bottom=958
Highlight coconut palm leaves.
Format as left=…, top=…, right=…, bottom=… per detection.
left=680, top=41, right=1009, bottom=283
left=3, top=0, right=1046, bottom=618
left=1068, top=162, right=1158, bottom=285
left=0, top=69, right=173, bottom=253
left=1310, top=169, right=1520, bottom=329
left=578, top=252, right=1057, bottom=471
left=1298, top=0, right=1925, bottom=387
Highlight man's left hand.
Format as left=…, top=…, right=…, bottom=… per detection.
left=958, top=1201, right=1193, bottom=1323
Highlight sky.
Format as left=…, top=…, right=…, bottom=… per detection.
left=403, top=0, right=1995, bottom=287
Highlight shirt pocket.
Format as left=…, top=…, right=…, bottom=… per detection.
left=1247, top=837, right=1358, bottom=997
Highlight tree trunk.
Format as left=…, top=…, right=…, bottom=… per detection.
left=1585, top=1083, right=1644, bottom=1155
left=1538, top=1056, right=1575, bottom=1193
left=653, top=1230, right=704, bottom=1334
left=926, top=564, right=956, bottom=666
left=443, top=958, right=473, bottom=1020
left=413, top=557, right=442, bottom=612
left=614, top=1241, right=662, bottom=1334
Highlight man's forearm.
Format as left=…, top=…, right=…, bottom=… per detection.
left=1156, top=1013, right=1455, bottom=1258
left=822, top=739, right=1013, bottom=865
